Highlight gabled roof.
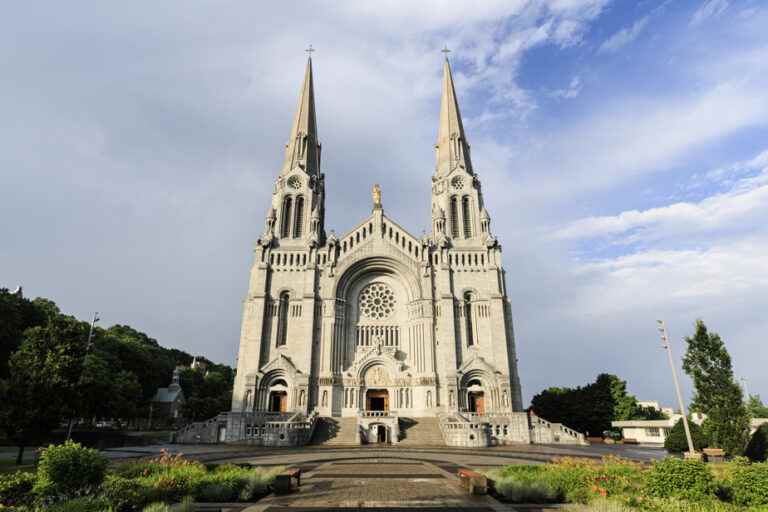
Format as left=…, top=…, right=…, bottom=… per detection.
left=152, top=384, right=184, bottom=403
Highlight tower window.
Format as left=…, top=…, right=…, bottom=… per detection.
left=281, top=197, right=293, bottom=238
left=450, top=196, right=459, bottom=238
left=464, top=291, right=475, bottom=346
left=276, top=292, right=290, bottom=346
left=462, top=196, right=472, bottom=238
left=293, top=196, right=304, bottom=238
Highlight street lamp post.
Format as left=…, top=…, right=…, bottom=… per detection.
left=740, top=377, right=750, bottom=401
left=66, top=312, right=100, bottom=440
left=657, top=320, right=696, bottom=456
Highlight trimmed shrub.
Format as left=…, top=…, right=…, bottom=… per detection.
left=102, top=474, right=152, bottom=511
left=239, top=468, right=280, bottom=501
left=46, top=496, right=111, bottom=512
left=729, top=460, right=768, bottom=506
left=142, top=496, right=194, bottom=512
left=745, top=424, right=768, bottom=462
left=0, top=470, right=36, bottom=508
left=644, top=458, right=716, bottom=501
left=495, top=477, right=559, bottom=503
left=664, top=418, right=707, bottom=453
left=34, top=440, right=109, bottom=499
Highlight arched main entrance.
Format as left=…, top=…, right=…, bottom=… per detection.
left=269, top=391, right=287, bottom=412
left=366, top=389, right=389, bottom=411
left=268, top=379, right=288, bottom=412
left=466, top=379, right=485, bottom=414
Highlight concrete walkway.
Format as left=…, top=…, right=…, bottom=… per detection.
left=244, top=458, right=504, bottom=511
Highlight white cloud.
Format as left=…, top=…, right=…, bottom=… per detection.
left=690, top=0, right=730, bottom=26
left=553, top=148, right=768, bottom=242
left=599, top=15, right=649, bottom=53
left=551, top=76, right=582, bottom=99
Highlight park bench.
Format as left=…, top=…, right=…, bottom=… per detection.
left=457, top=468, right=487, bottom=495
left=273, top=467, right=302, bottom=494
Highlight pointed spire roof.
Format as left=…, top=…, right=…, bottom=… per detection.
left=435, top=56, right=473, bottom=176
left=281, top=57, right=320, bottom=176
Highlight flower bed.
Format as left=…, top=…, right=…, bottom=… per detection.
left=485, top=456, right=768, bottom=510
left=0, top=441, right=282, bottom=511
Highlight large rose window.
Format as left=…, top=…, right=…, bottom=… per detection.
left=359, top=283, right=396, bottom=320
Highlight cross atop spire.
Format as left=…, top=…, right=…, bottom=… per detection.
left=305, top=44, right=315, bottom=56
left=435, top=54, right=472, bottom=176
left=281, top=55, right=320, bottom=176
left=441, top=45, right=451, bottom=57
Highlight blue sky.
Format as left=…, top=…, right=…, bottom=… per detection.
left=1, top=0, right=766, bottom=407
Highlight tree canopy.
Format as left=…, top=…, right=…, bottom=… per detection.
left=530, top=373, right=665, bottom=436
left=0, top=288, right=234, bottom=461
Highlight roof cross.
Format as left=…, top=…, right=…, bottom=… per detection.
left=441, top=45, right=451, bottom=56
left=305, top=44, right=315, bottom=56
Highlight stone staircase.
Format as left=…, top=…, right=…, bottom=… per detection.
left=310, top=417, right=360, bottom=446
left=397, top=417, right=444, bottom=446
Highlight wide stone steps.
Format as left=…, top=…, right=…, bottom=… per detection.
left=310, top=417, right=360, bottom=446
left=397, top=417, right=444, bottom=446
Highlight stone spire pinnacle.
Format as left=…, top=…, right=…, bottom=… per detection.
left=282, top=56, right=320, bottom=176
left=435, top=55, right=473, bottom=176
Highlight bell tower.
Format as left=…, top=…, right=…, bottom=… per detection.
left=430, top=56, right=494, bottom=246
left=261, top=56, right=326, bottom=249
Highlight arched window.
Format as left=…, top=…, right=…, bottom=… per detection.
left=293, top=196, right=304, bottom=238
left=462, top=196, right=473, bottom=238
left=280, top=197, right=293, bottom=238
left=464, top=291, right=475, bottom=346
left=450, top=196, right=459, bottom=238
left=276, top=292, right=290, bottom=346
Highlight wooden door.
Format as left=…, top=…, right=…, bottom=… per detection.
left=475, top=394, right=485, bottom=415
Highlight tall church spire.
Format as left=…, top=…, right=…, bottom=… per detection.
left=435, top=56, right=473, bottom=176
left=282, top=56, right=320, bottom=176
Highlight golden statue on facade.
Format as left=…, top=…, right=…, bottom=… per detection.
left=372, top=183, right=382, bottom=209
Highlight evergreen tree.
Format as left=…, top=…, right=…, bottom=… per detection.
left=664, top=417, right=707, bottom=453
left=745, top=424, right=768, bottom=462
left=682, top=320, right=751, bottom=455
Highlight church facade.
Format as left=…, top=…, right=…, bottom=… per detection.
left=230, top=56, right=525, bottom=431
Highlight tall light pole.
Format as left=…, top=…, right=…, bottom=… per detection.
left=66, top=312, right=100, bottom=440
left=657, top=320, right=696, bottom=456
left=740, top=377, right=750, bottom=400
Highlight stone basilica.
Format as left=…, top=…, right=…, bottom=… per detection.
left=178, top=56, right=584, bottom=447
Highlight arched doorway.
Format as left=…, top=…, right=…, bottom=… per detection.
left=366, top=389, right=389, bottom=411
left=268, top=379, right=288, bottom=413
left=466, top=379, right=485, bottom=415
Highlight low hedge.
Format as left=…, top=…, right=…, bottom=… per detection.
left=729, top=460, right=768, bottom=506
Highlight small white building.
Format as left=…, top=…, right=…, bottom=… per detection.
left=612, top=400, right=707, bottom=446
left=613, top=400, right=766, bottom=446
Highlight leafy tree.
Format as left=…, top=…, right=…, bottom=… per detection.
left=747, top=395, right=768, bottom=418
left=0, top=316, right=89, bottom=464
left=180, top=368, right=233, bottom=421
left=0, top=289, right=50, bottom=378
left=682, top=320, right=751, bottom=455
left=530, top=373, right=653, bottom=435
left=664, top=417, right=708, bottom=453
